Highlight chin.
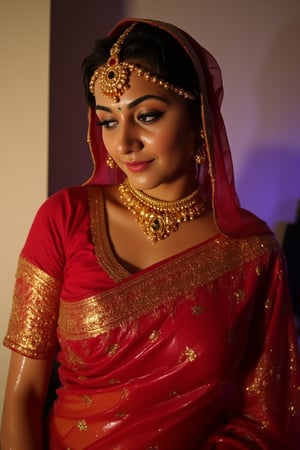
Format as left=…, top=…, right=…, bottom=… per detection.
left=126, top=175, right=157, bottom=191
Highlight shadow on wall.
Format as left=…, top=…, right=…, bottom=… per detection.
left=238, top=147, right=300, bottom=240
left=236, top=19, right=300, bottom=239
left=48, top=0, right=127, bottom=196
left=282, top=200, right=300, bottom=320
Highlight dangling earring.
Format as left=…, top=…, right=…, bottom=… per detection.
left=194, top=148, right=206, bottom=164
left=194, top=130, right=206, bottom=164
left=106, top=155, right=116, bottom=169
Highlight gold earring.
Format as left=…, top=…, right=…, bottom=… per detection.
left=106, top=155, right=116, bottom=169
left=194, top=148, right=206, bottom=164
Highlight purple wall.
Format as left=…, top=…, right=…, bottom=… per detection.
left=48, top=1, right=126, bottom=195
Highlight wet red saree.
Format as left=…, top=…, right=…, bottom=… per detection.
left=4, top=186, right=300, bottom=449
left=3, top=17, right=300, bottom=449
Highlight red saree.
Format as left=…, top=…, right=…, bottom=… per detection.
left=4, top=186, right=300, bottom=449
left=3, top=18, right=300, bottom=450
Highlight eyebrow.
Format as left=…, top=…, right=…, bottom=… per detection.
left=95, top=94, right=168, bottom=112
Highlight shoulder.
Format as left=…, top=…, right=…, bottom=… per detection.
left=21, top=186, right=105, bottom=277
left=217, top=233, right=282, bottom=271
left=245, top=233, right=280, bottom=254
left=23, top=186, right=97, bottom=244
left=34, top=185, right=104, bottom=222
left=39, top=185, right=90, bottom=211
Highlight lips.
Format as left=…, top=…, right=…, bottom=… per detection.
left=125, top=160, right=153, bottom=172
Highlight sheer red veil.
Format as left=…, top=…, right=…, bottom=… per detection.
left=85, top=18, right=271, bottom=238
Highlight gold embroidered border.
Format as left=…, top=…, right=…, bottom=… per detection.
left=88, top=186, right=129, bottom=281
left=3, top=257, right=62, bottom=359
left=59, top=233, right=279, bottom=340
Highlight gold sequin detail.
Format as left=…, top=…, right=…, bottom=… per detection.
left=3, top=257, right=61, bottom=358
left=82, top=394, right=92, bottom=407
left=88, top=187, right=129, bottom=281
left=232, top=289, right=245, bottom=303
left=288, top=402, right=296, bottom=416
left=65, top=348, right=85, bottom=370
left=264, top=298, right=273, bottom=311
left=106, top=343, right=120, bottom=357
left=121, top=387, right=129, bottom=399
left=256, top=265, right=262, bottom=275
left=179, top=346, right=197, bottom=363
left=59, top=217, right=279, bottom=339
left=245, top=351, right=282, bottom=421
left=149, top=330, right=160, bottom=341
left=260, top=421, right=268, bottom=429
left=77, top=419, right=88, bottom=431
left=191, top=304, right=204, bottom=316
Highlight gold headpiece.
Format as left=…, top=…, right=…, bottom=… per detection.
left=89, top=23, right=196, bottom=103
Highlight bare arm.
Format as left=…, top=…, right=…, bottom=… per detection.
left=1, top=351, right=54, bottom=450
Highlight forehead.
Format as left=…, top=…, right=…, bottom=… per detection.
left=94, top=71, right=183, bottom=108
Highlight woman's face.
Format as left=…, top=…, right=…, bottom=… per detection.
left=94, top=71, right=198, bottom=199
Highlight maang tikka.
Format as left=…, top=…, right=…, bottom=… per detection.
left=89, top=23, right=196, bottom=103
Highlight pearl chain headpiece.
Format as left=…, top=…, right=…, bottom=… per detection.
left=89, top=23, right=196, bottom=103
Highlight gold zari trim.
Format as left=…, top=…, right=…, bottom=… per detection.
left=3, top=257, right=62, bottom=358
left=58, top=233, right=279, bottom=340
left=88, top=187, right=129, bottom=281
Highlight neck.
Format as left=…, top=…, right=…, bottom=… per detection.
left=132, top=174, right=198, bottom=202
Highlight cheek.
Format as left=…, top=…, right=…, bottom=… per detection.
left=159, top=124, right=195, bottom=160
left=101, top=132, right=115, bottom=154
left=154, top=121, right=184, bottom=148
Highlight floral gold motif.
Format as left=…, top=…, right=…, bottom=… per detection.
left=77, top=419, right=88, bottom=431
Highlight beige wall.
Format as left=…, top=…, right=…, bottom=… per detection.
left=0, top=0, right=50, bottom=419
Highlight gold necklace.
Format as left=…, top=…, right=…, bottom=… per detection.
left=119, top=178, right=206, bottom=243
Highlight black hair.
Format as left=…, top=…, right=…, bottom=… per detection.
left=82, top=22, right=200, bottom=108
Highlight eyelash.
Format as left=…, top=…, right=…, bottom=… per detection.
left=97, top=119, right=116, bottom=129
left=138, top=111, right=164, bottom=122
left=96, top=111, right=164, bottom=129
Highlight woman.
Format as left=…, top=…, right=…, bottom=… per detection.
left=1, top=18, right=299, bottom=450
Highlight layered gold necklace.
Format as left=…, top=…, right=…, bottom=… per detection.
left=119, top=178, right=206, bottom=243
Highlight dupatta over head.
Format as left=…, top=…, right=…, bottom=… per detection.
left=85, top=18, right=270, bottom=238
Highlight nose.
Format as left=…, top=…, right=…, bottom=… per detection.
left=115, top=121, right=143, bottom=155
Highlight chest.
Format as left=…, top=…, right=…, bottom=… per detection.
left=106, top=196, right=219, bottom=272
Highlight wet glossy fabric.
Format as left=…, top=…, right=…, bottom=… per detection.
left=3, top=18, right=300, bottom=449
left=4, top=186, right=300, bottom=449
